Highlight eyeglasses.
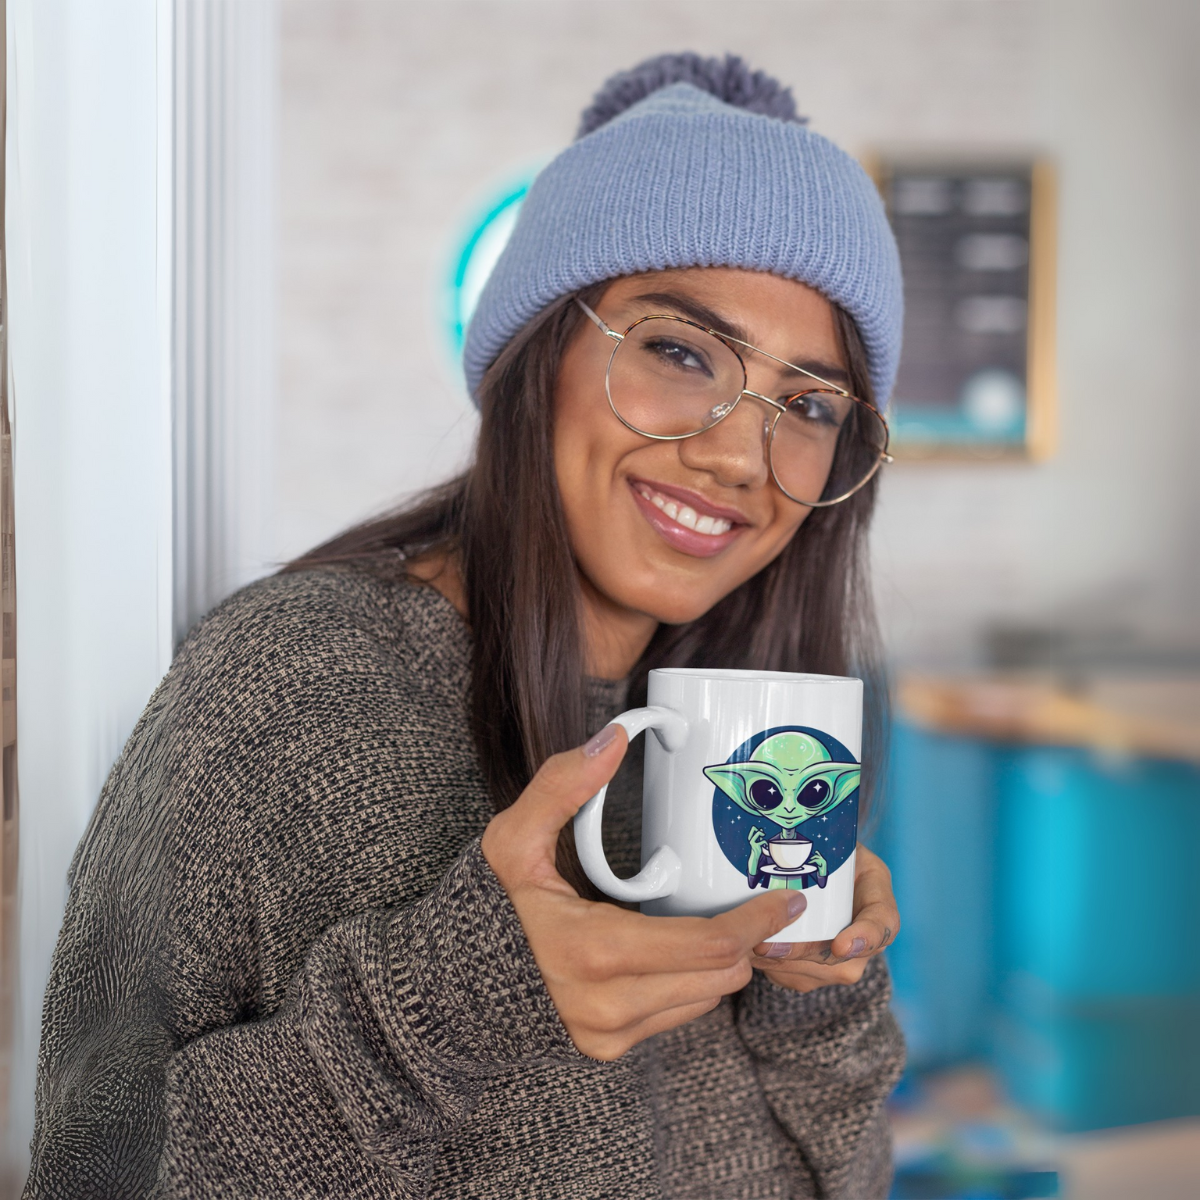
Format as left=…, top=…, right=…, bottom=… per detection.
left=576, top=299, right=891, bottom=508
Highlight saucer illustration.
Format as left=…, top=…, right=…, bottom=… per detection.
left=759, top=862, right=818, bottom=877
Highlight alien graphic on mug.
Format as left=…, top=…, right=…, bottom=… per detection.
left=704, top=731, right=860, bottom=890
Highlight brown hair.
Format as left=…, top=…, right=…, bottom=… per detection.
left=285, top=284, right=886, bottom=896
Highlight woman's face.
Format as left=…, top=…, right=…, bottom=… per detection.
left=554, top=267, right=848, bottom=635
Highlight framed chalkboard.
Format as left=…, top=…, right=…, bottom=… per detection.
left=868, top=156, right=1057, bottom=460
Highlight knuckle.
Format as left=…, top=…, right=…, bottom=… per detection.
left=576, top=939, right=618, bottom=981
left=704, top=933, right=743, bottom=967
left=727, top=959, right=754, bottom=992
left=482, top=808, right=516, bottom=851
left=869, top=853, right=893, bottom=883
left=533, top=751, right=578, bottom=794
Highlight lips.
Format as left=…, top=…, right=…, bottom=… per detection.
left=628, top=478, right=749, bottom=558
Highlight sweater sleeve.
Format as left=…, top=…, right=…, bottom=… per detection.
left=28, top=831, right=580, bottom=1199
left=25, top=571, right=584, bottom=1199
left=157, top=838, right=578, bottom=1197
left=734, top=955, right=906, bottom=1200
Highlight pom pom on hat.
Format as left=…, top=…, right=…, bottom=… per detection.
left=576, top=52, right=805, bottom=138
left=464, top=55, right=903, bottom=405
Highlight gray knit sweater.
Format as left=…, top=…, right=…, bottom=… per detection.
left=27, top=561, right=904, bottom=1199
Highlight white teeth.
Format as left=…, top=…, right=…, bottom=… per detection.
left=637, top=483, right=736, bottom=537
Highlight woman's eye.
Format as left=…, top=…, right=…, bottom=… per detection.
left=786, top=393, right=843, bottom=428
left=798, top=778, right=830, bottom=807
left=748, top=778, right=783, bottom=810
left=643, top=338, right=713, bottom=377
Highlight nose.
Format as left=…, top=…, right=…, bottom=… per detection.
left=677, top=391, right=772, bottom=489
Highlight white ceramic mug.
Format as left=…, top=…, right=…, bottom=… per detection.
left=574, top=668, right=863, bottom=941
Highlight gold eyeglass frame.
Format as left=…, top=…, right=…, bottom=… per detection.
left=575, top=299, right=892, bottom=508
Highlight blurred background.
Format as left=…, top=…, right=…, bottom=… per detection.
left=4, top=1, right=1198, bottom=1196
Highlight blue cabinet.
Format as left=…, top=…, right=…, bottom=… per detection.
left=872, top=723, right=997, bottom=1067
left=992, top=746, right=1200, bottom=1130
left=874, top=722, right=1200, bottom=1130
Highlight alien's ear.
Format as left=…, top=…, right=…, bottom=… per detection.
left=809, top=765, right=861, bottom=817
left=705, top=763, right=788, bottom=814
left=704, top=763, right=755, bottom=813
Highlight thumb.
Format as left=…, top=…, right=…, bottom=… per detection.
left=504, top=723, right=629, bottom=849
left=712, top=887, right=809, bottom=952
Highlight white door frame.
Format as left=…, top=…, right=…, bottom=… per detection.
left=5, top=0, right=275, bottom=1169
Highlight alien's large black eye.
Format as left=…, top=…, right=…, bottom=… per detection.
left=798, top=779, right=830, bottom=807
left=748, top=778, right=783, bottom=810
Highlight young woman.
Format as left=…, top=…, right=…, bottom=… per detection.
left=28, top=55, right=905, bottom=1199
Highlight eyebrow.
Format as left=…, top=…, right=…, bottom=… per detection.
left=629, top=290, right=852, bottom=388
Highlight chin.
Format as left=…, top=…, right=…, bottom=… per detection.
left=626, top=585, right=726, bottom=627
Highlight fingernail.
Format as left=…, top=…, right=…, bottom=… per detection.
left=761, top=942, right=790, bottom=959
left=848, top=937, right=868, bottom=957
left=583, top=724, right=618, bottom=757
left=786, top=892, right=808, bottom=919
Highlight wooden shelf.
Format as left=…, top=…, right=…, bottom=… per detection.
left=897, top=674, right=1200, bottom=765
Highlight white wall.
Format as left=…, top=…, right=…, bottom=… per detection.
left=873, top=0, right=1200, bottom=666
left=6, top=0, right=173, bottom=1166
left=277, top=0, right=1200, bottom=666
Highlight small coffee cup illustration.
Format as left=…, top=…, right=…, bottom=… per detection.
left=767, top=836, right=813, bottom=871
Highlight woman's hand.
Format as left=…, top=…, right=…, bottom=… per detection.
left=482, top=725, right=807, bottom=1061
left=749, top=843, right=900, bottom=994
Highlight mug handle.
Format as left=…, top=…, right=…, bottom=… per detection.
left=573, top=706, right=688, bottom=903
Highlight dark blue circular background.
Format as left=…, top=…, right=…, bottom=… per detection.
left=711, top=725, right=859, bottom=888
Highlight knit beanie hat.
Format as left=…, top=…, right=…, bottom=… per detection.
left=463, top=53, right=903, bottom=405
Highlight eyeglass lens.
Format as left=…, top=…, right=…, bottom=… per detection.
left=607, top=317, right=887, bottom=506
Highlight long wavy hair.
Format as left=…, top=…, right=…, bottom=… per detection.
left=285, top=283, right=886, bottom=897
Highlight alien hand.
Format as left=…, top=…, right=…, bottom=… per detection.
left=747, top=825, right=767, bottom=872
left=810, top=848, right=828, bottom=876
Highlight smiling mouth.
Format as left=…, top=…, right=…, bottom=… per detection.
left=631, top=482, right=737, bottom=536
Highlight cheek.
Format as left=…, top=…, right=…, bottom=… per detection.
left=745, top=502, right=811, bottom=574
left=553, top=388, right=632, bottom=514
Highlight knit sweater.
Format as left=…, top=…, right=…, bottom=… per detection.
left=26, top=560, right=904, bottom=1199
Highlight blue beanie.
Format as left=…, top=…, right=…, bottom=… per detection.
left=463, top=55, right=903, bottom=405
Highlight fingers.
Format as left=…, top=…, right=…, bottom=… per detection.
left=710, top=889, right=811, bottom=953
left=552, top=890, right=805, bottom=979
left=830, top=845, right=900, bottom=961
left=601, top=890, right=805, bottom=975
left=751, top=937, right=836, bottom=965
left=566, top=958, right=753, bottom=1041
left=517, top=725, right=630, bottom=841
left=482, top=725, right=629, bottom=885
left=756, top=955, right=870, bottom=993
left=581, top=997, right=725, bottom=1061
left=748, top=844, right=902, bottom=974
left=630, top=960, right=753, bottom=1014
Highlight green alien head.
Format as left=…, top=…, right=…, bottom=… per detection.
left=703, top=730, right=860, bottom=830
